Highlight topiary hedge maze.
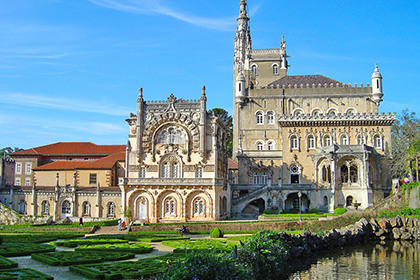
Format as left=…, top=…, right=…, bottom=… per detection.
left=0, top=243, right=55, bottom=257
left=0, top=268, right=53, bottom=280
left=0, top=256, right=18, bottom=269
left=70, top=253, right=184, bottom=279
left=162, top=239, right=237, bottom=253
left=85, top=233, right=190, bottom=242
left=0, top=233, right=84, bottom=244
left=75, top=242, right=153, bottom=254
left=50, top=238, right=128, bottom=248
left=32, top=251, right=135, bottom=266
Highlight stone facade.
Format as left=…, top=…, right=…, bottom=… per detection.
left=121, top=86, right=229, bottom=223
left=231, top=0, right=395, bottom=216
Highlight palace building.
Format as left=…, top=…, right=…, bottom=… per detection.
left=231, top=0, right=395, bottom=217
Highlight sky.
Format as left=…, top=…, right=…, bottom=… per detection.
left=1, top=0, right=419, bottom=149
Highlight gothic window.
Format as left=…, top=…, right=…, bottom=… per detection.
left=172, top=162, right=179, bottom=178
left=107, top=202, right=115, bottom=217
left=322, top=165, right=331, bottom=183
left=157, top=127, right=186, bottom=145
left=195, top=167, right=203, bottom=178
left=82, top=201, right=90, bottom=216
left=340, top=165, right=349, bottom=183
left=89, top=173, right=97, bottom=185
left=350, top=165, right=358, bottom=183
left=251, top=64, right=257, bottom=75
left=291, top=135, right=299, bottom=150
left=357, top=134, right=366, bottom=145
left=41, top=200, right=49, bottom=215
left=139, top=167, right=146, bottom=178
left=373, top=134, right=382, bottom=148
left=323, top=196, right=328, bottom=207
left=162, top=163, right=169, bottom=178
left=193, top=198, right=205, bottom=215
left=323, top=135, right=332, bottom=146
left=267, top=111, right=275, bottom=124
left=267, top=141, right=275, bottom=150
left=256, top=141, right=264, bottom=151
left=340, top=135, right=349, bottom=145
left=62, top=200, right=71, bottom=215
left=307, top=135, right=315, bottom=149
left=252, top=172, right=268, bottom=184
left=256, top=111, right=264, bottom=124
left=165, top=197, right=176, bottom=216
left=290, top=164, right=300, bottom=184
left=272, top=64, right=279, bottom=75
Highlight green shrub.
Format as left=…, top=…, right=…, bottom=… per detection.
left=309, top=208, right=319, bottom=213
left=0, top=235, right=2, bottom=245
left=161, top=250, right=252, bottom=280
left=0, top=255, right=18, bottom=269
left=75, top=242, right=153, bottom=254
left=0, top=243, right=55, bottom=257
left=50, top=238, right=127, bottom=248
left=262, top=210, right=270, bottom=214
left=32, top=251, right=135, bottom=266
left=0, top=268, right=54, bottom=280
left=209, top=227, right=224, bottom=238
left=334, top=208, right=347, bottom=215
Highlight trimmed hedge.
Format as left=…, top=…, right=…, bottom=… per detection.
left=0, top=243, right=55, bottom=257
left=0, top=256, right=18, bottom=269
left=75, top=242, right=153, bottom=254
left=209, top=227, right=224, bottom=238
left=162, top=239, right=237, bottom=253
left=0, top=268, right=53, bottom=280
left=70, top=253, right=184, bottom=279
left=86, top=233, right=190, bottom=242
left=32, top=251, right=135, bottom=266
left=1, top=233, right=84, bottom=244
left=50, top=238, right=128, bottom=248
left=334, top=208, right=347, bottom=215
left=0, top=235, right=2, bottom=245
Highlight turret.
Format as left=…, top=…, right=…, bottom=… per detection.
left=371, top=64, right=383, bottom=104
left=235, top=71, right=246, bottom=105
left=199, top=86, right=207, bottom=155
left=137, top=88, right=145, bottom=154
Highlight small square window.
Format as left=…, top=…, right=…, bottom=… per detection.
left=89, top=173, right=97, bottom=184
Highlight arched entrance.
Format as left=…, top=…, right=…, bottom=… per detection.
left=346, top=196, right=353, bottom=207
left=137, top=197, right=148, bottom=221
left=241, top=198, right=265, bottom=216
left=61, top=200, right=71, bottom=218
left=285, top=193, right=310, bottom=212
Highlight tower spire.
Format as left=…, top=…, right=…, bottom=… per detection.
left=234, top=0, right=252, bottom=73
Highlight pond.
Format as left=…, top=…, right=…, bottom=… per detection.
left=288, top=241, right=420, bottom=280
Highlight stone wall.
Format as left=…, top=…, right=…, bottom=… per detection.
left=0, top=203, right=51, bottom=225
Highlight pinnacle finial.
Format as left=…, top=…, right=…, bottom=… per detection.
left=138, top=87, right=143, bottom=97
left=201, top=85, right=206, bottom=95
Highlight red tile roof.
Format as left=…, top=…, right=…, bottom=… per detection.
left=228, top=158, right=238, bottom=169
left=33, top=151, right=125, bottom=171
left=12, top=142, right=125, bottom=156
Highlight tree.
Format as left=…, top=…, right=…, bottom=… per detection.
left=0, top=147, right=23, bottom=159
left=389, top=110, right=420, bottom=179
left=208, top=108, right=233, bottom=158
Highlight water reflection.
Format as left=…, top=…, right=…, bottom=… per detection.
left=288, top=241, right=420, bottom=280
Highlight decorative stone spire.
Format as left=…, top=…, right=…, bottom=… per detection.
left=280, top=35, right=289, bottom=70
left=371, top=63, right=383, bottom=104
left=234, top=0, right=252, bottom=73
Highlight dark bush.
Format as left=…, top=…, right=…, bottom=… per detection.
left=309, top=208, right=319, bottom=213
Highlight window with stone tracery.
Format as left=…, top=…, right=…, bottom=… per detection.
left=307, top=135, right=315, bottom=149
left=165, top=197, right=176, bottom=216
left=41, top=200, right=49, bottom=215
left=373, top=134, right=382, bottom=149
left=157, top=126, right=186, bottom=145
left=193, top=198, right=205, bottom=215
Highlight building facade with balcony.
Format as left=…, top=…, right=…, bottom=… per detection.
left=231, top=0, right=395, bottom=217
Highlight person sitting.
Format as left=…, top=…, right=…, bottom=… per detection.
left=121, top=220, right=126, bottom=230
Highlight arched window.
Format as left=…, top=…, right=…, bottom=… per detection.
left=19, top=200, right=26, bottom=214
left=346, top=196, right=353, bottom=207
left=267, top=111, right=275, bottom=124
left=61, top=200, right=71, bottom=216
left=193, top=198, right=205, bottom=216
left=195, top=167, right=203, bottom=178
left=165, top=197, right=176, bottom=216
left=290, top=164, right=300, bottom=184
left=41, top=200, right=49, bottom=215
left=350, top=165, right=358, bottom=183
left=321, top=165, right=331, bottom=183
left=293, top=109, right=305, bottom=117
left=291, top=135, right=299, bottom=150
left=323, top=196, right=328, bottom=207
left=323, top=135, right=332, bottom=146
left=157, top=126, right=186, bottom=145
left=267, top=141, right=275, bottom=151
left=162, top=163, right=169, bottom=178
left=307, top=135, right=315, bottom=149
left=327, top=108, right=338, bottom=116
left=82, top=201, right=90, bottom=216
left=256, top=141, right=264, bottom=151
left=272, top=64, right=279, bottom=75
left=251, top=64, right=257, bottom=75
left=340, top=165, right=349, bottom=183
left=256, top=111, right=264, bottom=124
left=340, top=135, right=349, bottom=145
left=357, top=135, right=366, bottom=145
left=373, top=134, right=382, bottom=148
left=171, top=162, right=179, bottom=178
left=345, top=108, right=356, bottom=115
left=107, top=202, right=115, bottom=217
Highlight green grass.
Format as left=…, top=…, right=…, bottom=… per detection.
left=70, top=253, right=184, bottom=279
left=0, top=268, right=53, bottom=280
left=2, top=219, right=118, bottom=229
left=0, top=243, right=55, bottom=257
left=75, top=242, right=153, bottom=254
left=32, top=251, right=135, bottom=266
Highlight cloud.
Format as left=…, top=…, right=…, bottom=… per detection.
left=88, top=0, right=235, bottom=31
left=0, top=91, right=131, bottom=116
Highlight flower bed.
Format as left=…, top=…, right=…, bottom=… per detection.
left=31, top=251, right=135, bottom=266
left=70, top=253, right=184, bottom=279
left=0, top=233, right=84, bottom=244
left=162, top=239, right=237, bottom=253
left=0, top=243, right=55, bottom=257
left=0, top=268, right=53, bottom=280
left=75, top=242, right=153, bottom=254
left=0, top=256, right=18, bottom=269
left=50, top=238, right=128, bottom=248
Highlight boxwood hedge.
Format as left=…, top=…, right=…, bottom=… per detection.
left=0, top=256, right=18, bottom=269
left=162, top=239, right=237, bottom=253
left=0, top=268, right=53, bottom=280
left=1, top=233, right=84, bottom=244
left=75, top=242, right=153, bottom=254
left=50, top=238, right=128, bottom=248
left=32, top=251, right=135, bottom=266
left=70, top=253, right=184, bottom=279
left=0, top=243, right=55, bottom=257
left=85, top=233, right=190, bottom=242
